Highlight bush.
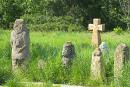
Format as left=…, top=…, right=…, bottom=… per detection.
left=0, top=0, right=128, bottom=30
left=21, top=14, right=85, bottom=32
left=113, top=27, right=123, bottom=34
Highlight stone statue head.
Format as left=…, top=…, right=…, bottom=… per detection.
left=13, top=19, right=26, bottom=33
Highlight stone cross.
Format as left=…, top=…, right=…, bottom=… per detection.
left=62, top=41, right=75, bottom=66
left=10, top=19, right=30, bottom=71
left=88, top=18, right=105, bottom=47
left=114, top=43, right=129, bottom=80
left=91, top=48, right=105, bottom=81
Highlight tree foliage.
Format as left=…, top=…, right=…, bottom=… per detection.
left=0, top=0, right=129, bottom=30
left=119, top=0, right=130, bottom=30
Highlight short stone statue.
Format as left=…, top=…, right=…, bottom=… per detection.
left=91, top=48, right=105, bottom=81
left=10, top=19, right=30, bottom=70
left=62, top=41, right=75, bottom=66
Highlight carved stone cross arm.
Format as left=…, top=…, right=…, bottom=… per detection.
left=98, top=24, right=105, bottom=31
left=88, top=18, right=105, bottom=31
left=88, top=24, right=95, bottom=31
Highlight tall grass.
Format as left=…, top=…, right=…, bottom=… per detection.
left=0, top=30, right=130, bottom=86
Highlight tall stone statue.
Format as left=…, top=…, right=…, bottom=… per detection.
left=10, top=19, right=30, bottom=71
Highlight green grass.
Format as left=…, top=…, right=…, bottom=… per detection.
left=0, top=30, right=130, bottom=87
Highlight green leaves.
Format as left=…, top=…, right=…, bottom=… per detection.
left=0, top=0, right=129, bottom=30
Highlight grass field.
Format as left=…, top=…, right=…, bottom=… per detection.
left=0, top=30, right=130, bottom=87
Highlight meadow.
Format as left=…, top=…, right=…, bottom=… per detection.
left=0, top=30, right=130, bottom=87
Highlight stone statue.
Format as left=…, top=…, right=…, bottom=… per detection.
left=114, top=43, right=129, bottom=80
left=62, top=41, right=75, bottom=66
left=10, top=19, right=30, bottom=70
left=91, top=48, right=105, bottom=81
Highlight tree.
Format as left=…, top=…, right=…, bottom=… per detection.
left=0, top=0, right=24, bottom=28
left=119, top=0, right=130, bottom=30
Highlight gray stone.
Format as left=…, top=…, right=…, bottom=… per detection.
left=99, top=42, right=109, bottom=53
left=91, top=48, right=105, bottom=81
left=38, top=59, right=45, bottom=70
left=10, top=19, right=30, bottom=71
left=114, top=43, right=129, bottom=79
left=99, top=42, right=109, bottom=64
left=62, top=41, right=75, bottom=66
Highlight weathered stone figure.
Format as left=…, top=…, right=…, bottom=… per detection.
left=114, top=43, right=129, bottom=80
left=62, top=41, right=75, bottom=66
left=91, top=48, right=105, bottom=81
left=88, top=18, right=105, bottom=47
left=10, top=19, right=29, bottom=70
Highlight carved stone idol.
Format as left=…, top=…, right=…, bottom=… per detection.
left=91, top=48, right=105, bottom=81
left=10, top=19, right=30, bottom=71
left=62, top=41, right=75, bottom=66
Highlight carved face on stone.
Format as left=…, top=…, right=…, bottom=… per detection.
left=13, top=19, right=25, bottom=33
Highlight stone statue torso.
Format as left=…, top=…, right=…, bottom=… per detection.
left=11, top=29, right=29, bottom=59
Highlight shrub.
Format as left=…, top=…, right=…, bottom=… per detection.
left=113, top=27, right=123, bottom=34
left=21, top=14, right=85, bottom=32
